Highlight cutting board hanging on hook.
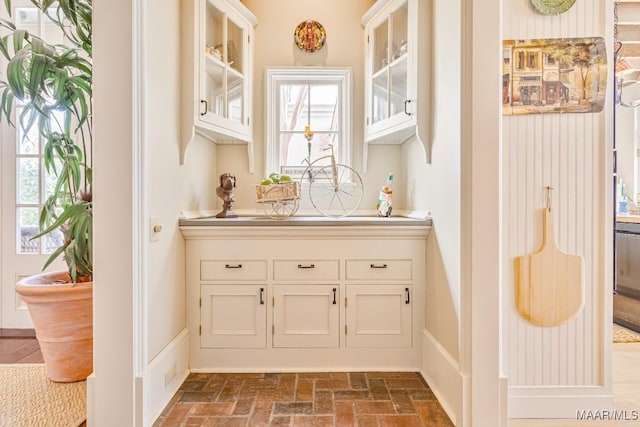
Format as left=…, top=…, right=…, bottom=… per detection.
left=514, top=207, right=584, bottom=327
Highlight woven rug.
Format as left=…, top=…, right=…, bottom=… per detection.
left=0, top=364, right=86, bottom=427
left=613, top=323, right=640, bottom=343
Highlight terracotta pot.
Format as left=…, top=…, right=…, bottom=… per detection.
left=15, top=271, right=93, bottom=383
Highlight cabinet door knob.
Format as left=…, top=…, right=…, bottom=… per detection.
left=200, top=100, right=207, bottom=116
left=405, top=287, right=410, bottom=304
left=260, top=288, right=265, bottom=305
left=404, top=99, right=413, bottom=116
left=332, top=288, right=337, bottom=305
left=297, top=264, right=315, bottom=269
left=224, top=264, right=243, bottom=269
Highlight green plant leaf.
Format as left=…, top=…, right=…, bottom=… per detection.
left=6, top=48, right=28, bottom=100
left=12, top=29, right=27, bottom=54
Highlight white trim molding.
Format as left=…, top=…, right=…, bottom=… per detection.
left=509, top=386, right=615, bottom=419
left=140, top=329, right=190, bottom=427
left=421, top=328, right=464, bottom=426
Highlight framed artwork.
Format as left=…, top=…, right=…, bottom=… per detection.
left=294, top=20, right=326, bottom=53
left=502, top=37, right=607, bottom=115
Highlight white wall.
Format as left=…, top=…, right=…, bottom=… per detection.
left=92, top=0, right=137, bottom=423
left=228, top=0, right=405, bottom=212
left=404, top=0, right=461, bottom=359
left=502, top=0, right=614, bottom=418
left=402, top=0, right=462, bottom=422
left=92, top=0, right=217, bottom=425
left=144, top=0, right=217, bottom=362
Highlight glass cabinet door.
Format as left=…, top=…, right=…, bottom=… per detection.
left=202, top=1, right=246, bottom=125
left=204, top=3, right=225, bottom=117
left=226, top=17, right=245, bottom=124
left=369, top=1, right=409, bottom=125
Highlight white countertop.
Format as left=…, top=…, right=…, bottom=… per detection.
left=179, top=214, right=431, bottom=227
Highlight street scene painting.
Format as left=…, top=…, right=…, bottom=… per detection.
left=502, top=37, right=607, bottom=115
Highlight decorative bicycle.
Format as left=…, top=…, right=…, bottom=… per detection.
left=300, top=144, right=364, bottom=217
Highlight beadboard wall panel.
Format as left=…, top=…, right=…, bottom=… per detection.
left=503, top=0, right=613, bottom=418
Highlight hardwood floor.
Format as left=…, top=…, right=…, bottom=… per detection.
left=0, top=328, right=43, bottom=363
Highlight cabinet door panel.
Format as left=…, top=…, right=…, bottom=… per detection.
left=201, top=285, right=266, bottom=348
left=273, top=284, right=339, bottom=348
left=346, top=284, right=411, bottom=347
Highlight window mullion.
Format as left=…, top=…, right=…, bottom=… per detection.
left=307, top=84, right=312, bottom=126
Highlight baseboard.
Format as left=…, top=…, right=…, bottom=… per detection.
left=509, top=386, right=615, bottom=418
left=421, top=328, right=462, bottom=426
left=140, top=328, right=190, bottom=427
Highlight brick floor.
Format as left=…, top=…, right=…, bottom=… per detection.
left=153, top=372, right=454, bottom=426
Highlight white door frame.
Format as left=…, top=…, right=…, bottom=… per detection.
left=460, top=0, right=505, bottom=425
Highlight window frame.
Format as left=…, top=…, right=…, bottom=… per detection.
left=264, top=67, right=352, bottom=176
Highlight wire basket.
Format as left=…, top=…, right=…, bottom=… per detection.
left=255, top=182, right=300, bottom=202
left=255, top=182, right=300, bottom=219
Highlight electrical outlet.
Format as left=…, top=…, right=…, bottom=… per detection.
left=150, top=217, right=161, bottom=243
left=164, top=362, right=176, bottom=387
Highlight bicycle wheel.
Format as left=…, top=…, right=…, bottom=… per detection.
left=306, top=163, right=364, bottom=217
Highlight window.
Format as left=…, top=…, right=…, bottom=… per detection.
left=2, top=5, right=65, bottom=255
left=528, top=52, right=538, bottom=69
left=265, top=68, right=351, bottom=177
left=15, top=108, right=64, bottom=254
left=517, top=51, right=524, bottom=69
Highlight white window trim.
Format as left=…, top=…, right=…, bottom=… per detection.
left=264, top=67, right=352, bottom=175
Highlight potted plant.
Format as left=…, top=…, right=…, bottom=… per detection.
left=0, top=0, right=92, bottom=382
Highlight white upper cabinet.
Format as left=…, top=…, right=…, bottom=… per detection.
left=181, top=0, right=256, bottom=170
left=362, top=0, right=431, bottom=163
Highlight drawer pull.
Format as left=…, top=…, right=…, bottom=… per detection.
left=260, top=288, right=265, bottom=305
left=297, top=264, right=315, bottom=269
left=370, top=263, right=388, bottom=269
left=332, top=288, right=337, bottom=305
left=224, top=264, right=243, bottom=269
left=405, top=287, right=410, bottom=304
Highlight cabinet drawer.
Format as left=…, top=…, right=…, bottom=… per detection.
left=200, top=260, right=267, bottom=281
left=273, top=260, right=339, bottom=281
left=345, top=260, right=412, bottom=280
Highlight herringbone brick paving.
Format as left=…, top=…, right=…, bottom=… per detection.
left=153, top=372, right=454, bottom=426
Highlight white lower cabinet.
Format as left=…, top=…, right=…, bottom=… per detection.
left=345, top=284, right=412, bottom=348
left=181, top=222, right=429, bottom=371
left=273, top=284, right=339, bottom=348
left=200, top=284, right=266, bottom=348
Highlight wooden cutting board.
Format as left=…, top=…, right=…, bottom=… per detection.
left=515, top=207, right=584, bottom=327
